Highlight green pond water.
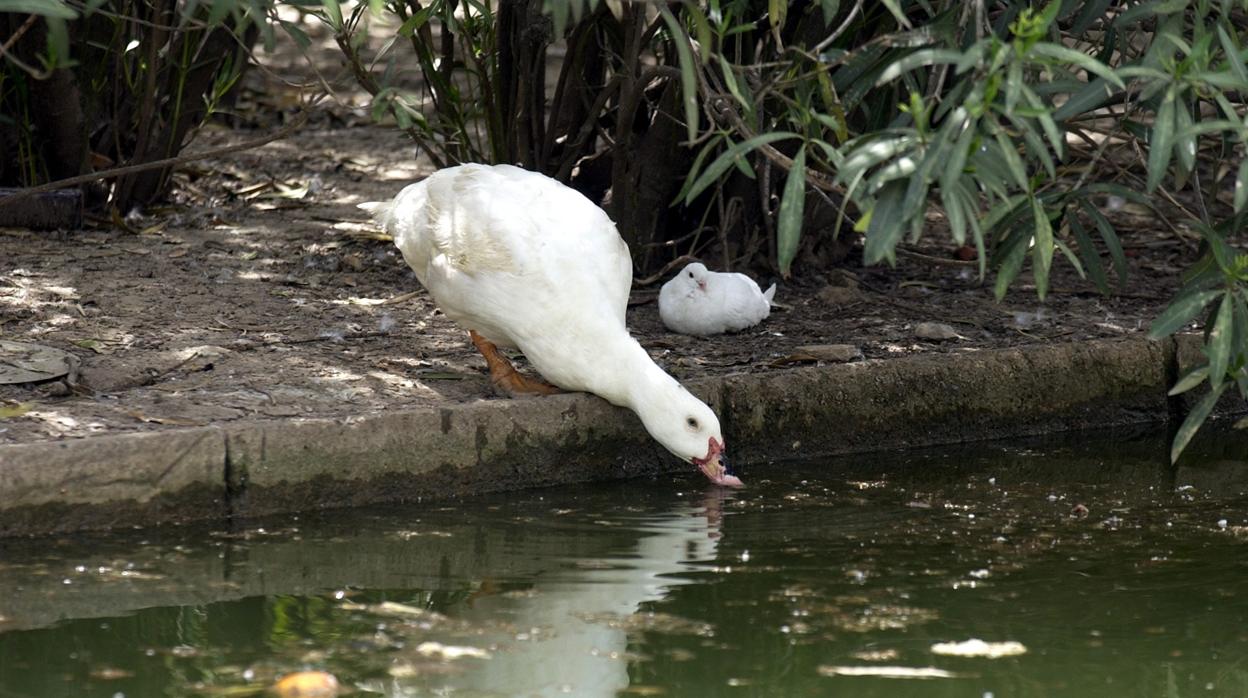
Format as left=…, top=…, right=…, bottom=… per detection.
left=1, top=428, right=1247, bottom=697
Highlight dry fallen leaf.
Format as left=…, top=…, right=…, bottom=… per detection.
left=0, top=402, right=33, bottom=419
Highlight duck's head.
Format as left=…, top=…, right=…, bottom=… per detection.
left=681, top=262, right=710, bottom=293
left=640, top=386, right=743, bottom=488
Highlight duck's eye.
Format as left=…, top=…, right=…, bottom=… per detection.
left=688, top=271, right=694, bottom=278
left=686, top=417, right=699, bottom=429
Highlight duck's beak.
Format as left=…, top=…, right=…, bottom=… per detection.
left=695, top=437, right=743, bottom=488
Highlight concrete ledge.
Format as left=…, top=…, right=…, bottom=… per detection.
left=0, top=335, right=1240, bottom=536
left=0, top=428, right=226, bottom=536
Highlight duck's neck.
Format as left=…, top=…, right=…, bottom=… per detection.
left=591, top=331, right=682, bottom=412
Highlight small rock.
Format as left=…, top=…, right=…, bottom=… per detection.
left=816, top=286, right=861, bottom=306
left=914, top=322, right=960, bottom=341
left=38, top=380, right=72, bottom=397
left=792, top=344, right=863, bottom=363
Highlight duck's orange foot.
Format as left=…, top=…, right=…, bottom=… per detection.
left=469, top=331, right=564, bottom=397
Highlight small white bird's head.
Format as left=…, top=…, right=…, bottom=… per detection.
left=680, top=262, right=710, bottom=293
left=637, top=381, right=742, bottom=488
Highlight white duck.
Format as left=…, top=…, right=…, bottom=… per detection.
left=659, top=262, right=776, bottom=336
left=361, top=164, right=741, bottom=487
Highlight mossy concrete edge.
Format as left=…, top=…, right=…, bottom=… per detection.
left=0, top=334, right=1237, bottom=536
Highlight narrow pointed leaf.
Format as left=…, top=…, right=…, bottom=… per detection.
left=1170, top=382, right=1228, bottom=463
left=1173, top=100, right=1196, bottom=186
left=1235, top=159, right=1248, bottom=213
left=1032, top=198, right=1054, bottom=300
left=1078, top=199, right=1128, bottom=287
left=1148, top=289, right=1221, bottom=339
left=1029, top=43, right=1125, bottom=88
left=1069, top=214, right=1109, bottom=293
left=864, top=180, right=908, bottom=265
left=1207, top=292, right=1234, bottom=387
left=1169, top=364, right=1210, bottom=396
left=684, top=132, right=799, bottom=204
left=777, top=146, right=807, bottom=278
left=321, top=0, right=342, bottom=30
left=1146, top=92, right=1175, bottom=193
left=659, top=6, right=700, bottom=143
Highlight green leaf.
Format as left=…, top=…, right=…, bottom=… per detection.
left=1217, top=24, right=1248, bottom=87
left=840, top=135, right=918, bottom=183
left=1207, top=292, right=1234, bottom=387
left=864, top=180, right=908, bottom=265
left=768, top=0, right=786, bottom=38
left=659, top=6, right=700, bottom=143
left=1071, top=0, right=1113, bottom=34
left=398, top=7, right=433, bottom=36
left=717, top=56, right=752, bottom=115
left=1173, top=100, right=1196, bottom=185
left=675, top=133, right=725, bottom=204
left=1170, top=381, right=1229, bottom=463
left=1052, top=77, right=1115, bottom=121
left=942, top=185, right=966, bottom=246
left=687, top=4, right=713, bottom=62
left=819, top=0, right=840, bottom=26
left=1021, top=84, right=1065, bottom=159
left=940, top=114, right=976, bottom=194
left=1069, top=214, right=1109, bottom=294
left=321, top=0, right=342, bottom=30
left=1028, top=43, right=1125, bottom=88
left=0, top=0, right=76, bottom=18
left=777, top=145, right=808, bottom=278
left=1149, top=289, right=1221, bottom=339
left=1032, top=198, right=1054, bottom=300
left=1146, top=90, right=1176, bottom=193
left=546, top=0, right=569, bottom=36
left=1055, top=238, right=1085, bottom=279
left=992, top=129, right=1030, bottom=192
left=1235, top=159, right=1248, bottom=214
left=874, top=49, right=967, bottom=86
left=994, top=227, right=1030, bottom=300
left=684, top=132, right=799, bottom=204
left=280, top=19, right=312, bottom=49
left=1169, top=364, right=1210, bottom=396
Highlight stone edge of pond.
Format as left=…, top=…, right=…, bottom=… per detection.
left=0, top=334, right=1238, bottom=537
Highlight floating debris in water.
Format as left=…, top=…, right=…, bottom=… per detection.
left=340, top=601, right=442, bottom=620
left=850, top=649, right=900, bottom=662
left=415, top=642, right=490, bottom=660
left=930, top=639, right=1027, bottom=658
left=580, top=611, right=715, bottom=637
left=88, top=667, right=135, bottom=680
left=817, top=665, right=966, bottom=679
left=271, top=670, right=340, bottom=698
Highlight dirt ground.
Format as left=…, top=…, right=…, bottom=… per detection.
left=0, top=26, right=1201, bottom=446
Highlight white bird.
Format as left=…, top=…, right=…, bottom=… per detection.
left=360, top=164, right=741, bottom=487
left=659, top=262, right=776, bottom=336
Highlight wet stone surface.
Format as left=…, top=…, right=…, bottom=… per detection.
left=0, top=426, right=1246, bottom=697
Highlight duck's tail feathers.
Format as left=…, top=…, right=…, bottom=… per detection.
left=763, top=283, right=777, bottom=305
left=357, top=200, right=395, bottom=231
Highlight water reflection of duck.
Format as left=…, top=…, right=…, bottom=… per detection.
left=368, top=494, right=724, bottom=697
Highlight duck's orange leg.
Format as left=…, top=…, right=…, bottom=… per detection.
left=469, top=331, right=563, bottom=396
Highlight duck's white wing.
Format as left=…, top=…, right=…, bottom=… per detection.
left=387, top=165, right=633, bottom=344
